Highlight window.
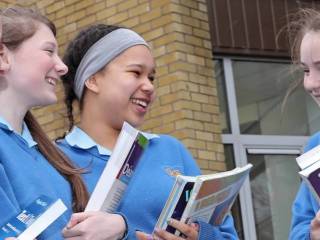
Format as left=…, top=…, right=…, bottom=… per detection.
left=215, top=57, right=315, bottom=240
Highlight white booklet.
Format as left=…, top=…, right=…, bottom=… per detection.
left=154, top=164, right=252, bottom=236
left=85, top=121, right=149, bottom=212
left=296, top=144, right=320, bottom=202
left=0, top=195, right=67, bottom=240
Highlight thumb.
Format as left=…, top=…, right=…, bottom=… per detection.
left=67, top=212, right=95, bottom=229
left=136, top=231, right=153, bottom=240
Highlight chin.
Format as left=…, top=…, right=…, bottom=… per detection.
left=37, top=96, right=57, bottom=107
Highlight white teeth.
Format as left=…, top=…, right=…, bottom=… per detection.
left=46, top=78, right=56, bottom=86
left=131, top=99, right=148, bottom=107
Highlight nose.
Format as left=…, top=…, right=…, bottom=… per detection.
left=304, top=69, right=320, bottom=93
left=55, top=56, right=68, bottom=76
left=141, top=76, right=155, bottom=94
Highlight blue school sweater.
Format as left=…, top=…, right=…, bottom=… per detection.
left=0, top=117, right=73, bottom=240
left=57, top=126, right=238, bottom=239
left=289, top=132, right=320, bottom=240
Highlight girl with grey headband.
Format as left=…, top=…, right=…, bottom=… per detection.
left=57, top=24, right=238, bottom=240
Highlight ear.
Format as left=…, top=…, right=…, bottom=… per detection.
left=84, top=74, right=100, bottom=94
left=0, top=44, right=11, bottom=73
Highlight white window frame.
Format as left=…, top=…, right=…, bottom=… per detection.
left=219, top=57, right=309, bottom=240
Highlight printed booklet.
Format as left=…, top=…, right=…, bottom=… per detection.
left=0, top=195, right=67, bottom=240
left=296, top=144, right=320, bottom=202
left=154, top=163, right=252, bottom=236
left=85, top=121, right=148, bottom=212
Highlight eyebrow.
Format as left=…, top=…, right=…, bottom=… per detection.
left=43, top=41, right=57, bottom=48
left=127, top=63, right=156, bottom=74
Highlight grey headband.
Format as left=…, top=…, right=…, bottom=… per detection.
left=74, top=28, right=149, bottom=99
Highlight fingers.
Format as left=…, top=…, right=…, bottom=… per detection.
left=311, top=210, right=320, bottom=239
left=136, top=231, right=154, bottom=240
left=167, top=219, right=198, bottom=239
left=66, top=212, right=95, bottom=229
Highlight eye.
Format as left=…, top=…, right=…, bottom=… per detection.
left=130, top=70, right=140, bottom=77
left=303, top=68, right=310, bottom=76
left=44, top=49, right=54, bottom=55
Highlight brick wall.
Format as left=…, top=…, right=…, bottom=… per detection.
left=1, top=0, right=226, bottom=172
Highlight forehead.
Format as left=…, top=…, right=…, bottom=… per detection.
left=113, top=45, right=154, bottom=65
left=300, top=31, right=320, bottom=62
left=20, top=23, right=56, bottom=48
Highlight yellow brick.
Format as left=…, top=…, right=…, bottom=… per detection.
left=200, top=20, right=210, bottom=31
left=54, top=17, right=66, bottom=28
left=189, top=73, right=208, bottom=84
left=66, top=10, right=86, bottom=23
left=166, top=42, right=194, bottom=54
left=77, top=14, right=96, bottom=28
left=117, top=0, right=138, bottom=12
left=183, top=139, right=206, bottom=149
left=156, top=85, right=171, bottom=97
left=196, top=131, right=214, bottom=141
left=209, top=161, right=226, bottom=171
left=187, top=54, right=205, bottom=66
left=155, top=65, right=169, bottom=77
left=185, top=35, right=203, bottom=47
left=169, top=61, right=197, bottom=73
left=120, top=17, right=140, bottom=28
left=37, top=0, right=55, bottom=9
left=175, top=119, right=204, bottom=130
left=193, top=47, right=212, bottom=58
left=56, top=5, right=74, bottom=18
left=139, top=8, right=162, bottom=23
left=105, top=0, right=119, bottom=7
left=46, top=1, right=64, bottom=14
left=153, top=123, right=175, bottom=134
left=86, top=1, right=105, bottom=15
left=193, top=28, right=210, bottom=40
left=198, top=150, right=215, bottom=160
left=63, top=22, right=77, bottom=34
left=143, top=27, right=165, bottom=42
left=194, top=112, right=212, bottom=122
left=65, top=0, right=79, bottom=7
left=197, top=159, right=209, bottom=169
left=151, top=14, right=172, bottom=28
left=150, top=0, right=171, bottom=8
left=164, top=22, right=192, bottom=35
left=203, top=40, right=212, bottom=49
left=152, top=46, right=166, bottom=58
left=171, top=129, right=189, bottom=140
left=157, top=52, right=186, bottom=67
left=162, top=3, right=190, bottom=16
left=75, top=0, right=93, bottom=11
left=197, top=66, right=214, bottom=77
left=181, top=0, right=198, bottom=9
left=182, top=15, right=200, bottom=28
left=201, top=104, right=218, bottom=114
left=170, top=81, right=188, bottom=91
left=134, top=22, right=152, bottom=34
left=199, top=85, right=214, bottom=95
left=160, top=93, right=179, bottom=105
left=173, top=100, right=201, bottom=111
left=129, top=2, right=150, bottom=17
left=96, top=7, right=117, bottom=21
left=141, top=117, right=163, bottom=130
left=37, top=113, right=55, bottom=125
left=191, top=9, right=208, bottom=21
left=191, top=93, right=209, bottom=103
left=109, top=12, right=128, bottom=23
left=150, top=105, right=173, bottom=117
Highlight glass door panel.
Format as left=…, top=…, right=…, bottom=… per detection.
left=247, top=153, right=300, bottom=240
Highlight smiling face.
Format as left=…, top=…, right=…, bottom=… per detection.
left=3, top=22, right=68, bottom=108
left=89, top=44, right=156, bottom=129
left=300, top=31, right=320, bottom=106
